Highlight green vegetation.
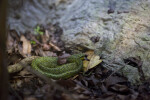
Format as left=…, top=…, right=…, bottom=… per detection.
left=34, top=25, right=44, bottom=35
left=30, top=40, right=36, bottom=45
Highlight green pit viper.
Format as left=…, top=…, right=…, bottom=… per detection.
left=31, top=53, right=85, bottom=79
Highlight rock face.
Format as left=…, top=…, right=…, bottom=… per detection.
left=7, top=0, right=74, bottom=33
left=59, top=0, right=150, bottom=84
left=7, top=0, right=150, bottom=84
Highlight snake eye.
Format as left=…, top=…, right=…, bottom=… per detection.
left=84, top=56, right=90, bottom=61
left=80, top=54, right=89, bottom=61
left=85, top=54, right=88, bottom=58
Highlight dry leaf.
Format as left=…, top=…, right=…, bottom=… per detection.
left=41, top=30, right=50, bottom=43
left=20, top=35, right=32, bottom=57
left=35, top=47, right=55, bottom=57
left=7, top=33, right=15, bottom=53
left=83, top=50, right=102, bottom=72
left=42, top=43, right=51, bottom=51
left=49, top=42, right=61, bottom=51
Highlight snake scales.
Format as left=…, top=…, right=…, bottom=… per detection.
left=31, top=54, right=85, bottom=79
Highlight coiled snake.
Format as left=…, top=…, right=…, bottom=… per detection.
left=31, top=54, right=85, bottom=79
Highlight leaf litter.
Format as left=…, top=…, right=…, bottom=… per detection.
left=7, top=24, right=150, bottom=100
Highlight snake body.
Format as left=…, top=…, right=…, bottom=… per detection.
left=31, top=54, right=84, bottom=79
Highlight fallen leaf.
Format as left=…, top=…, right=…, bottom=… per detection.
left=49, top=42, right=61, bottom=51
left=41, top=30, right=50, bottom=43
left=109, top=84, right=129, bottom=94
left=42, top=43, right=51, bottom=51
left=20, top=35, right=32, bottom=57
left=105, top=76, right=127, bottom=88
left=83, top=50, right=102, bottom=72
left=7, top=30, right=20, bottom=54
left=7, top=33, right=14, bottom=53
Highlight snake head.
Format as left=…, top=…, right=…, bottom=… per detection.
left=72, top=53, right=89, bottom=61
left=66, top=53, right=90, bottom=63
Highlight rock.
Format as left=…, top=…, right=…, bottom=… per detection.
left=121, top=65, right=140, bottom=85
left=58, top=0, right=150, bottom=84
left=59, top=0, right=130, bottom=49
left=7, top=0, right=73, bottom=33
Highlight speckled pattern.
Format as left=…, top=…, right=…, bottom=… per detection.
left=32, top=54, right=84, bottom=79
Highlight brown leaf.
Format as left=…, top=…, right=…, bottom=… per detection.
left=20, top=35, right=32, bottom=57
left=41, top=30, right=50, bottom=43
left=42, top=44, right=51, bottom=51
left=7, top=30, right=20, bottom=54
left=7, top=33, right=15, bottom=53
left=105, top=76, right=127, bottom=88
left=49, top=42, right=61, bottom=51
left=35, top=47, right=56, bottom=57
left=109, top=84, right=130, bottom=94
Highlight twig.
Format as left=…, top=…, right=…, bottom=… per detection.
left=8, top=56, right=39, bottom=73
left=49, top=42, right=61, bottom=51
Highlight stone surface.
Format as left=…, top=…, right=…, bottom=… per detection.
left=7, top=0, right=150, bottom=84
left=59, top=0, right=131, bottom=49
left=7, top=0, right=74, bottom=33
left=58, top=0, right=150, bottom=84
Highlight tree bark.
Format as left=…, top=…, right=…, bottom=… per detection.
left=0, top=0, right=8, bottom=100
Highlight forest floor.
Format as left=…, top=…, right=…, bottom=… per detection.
left=7, top=24, right=150, bottom=100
